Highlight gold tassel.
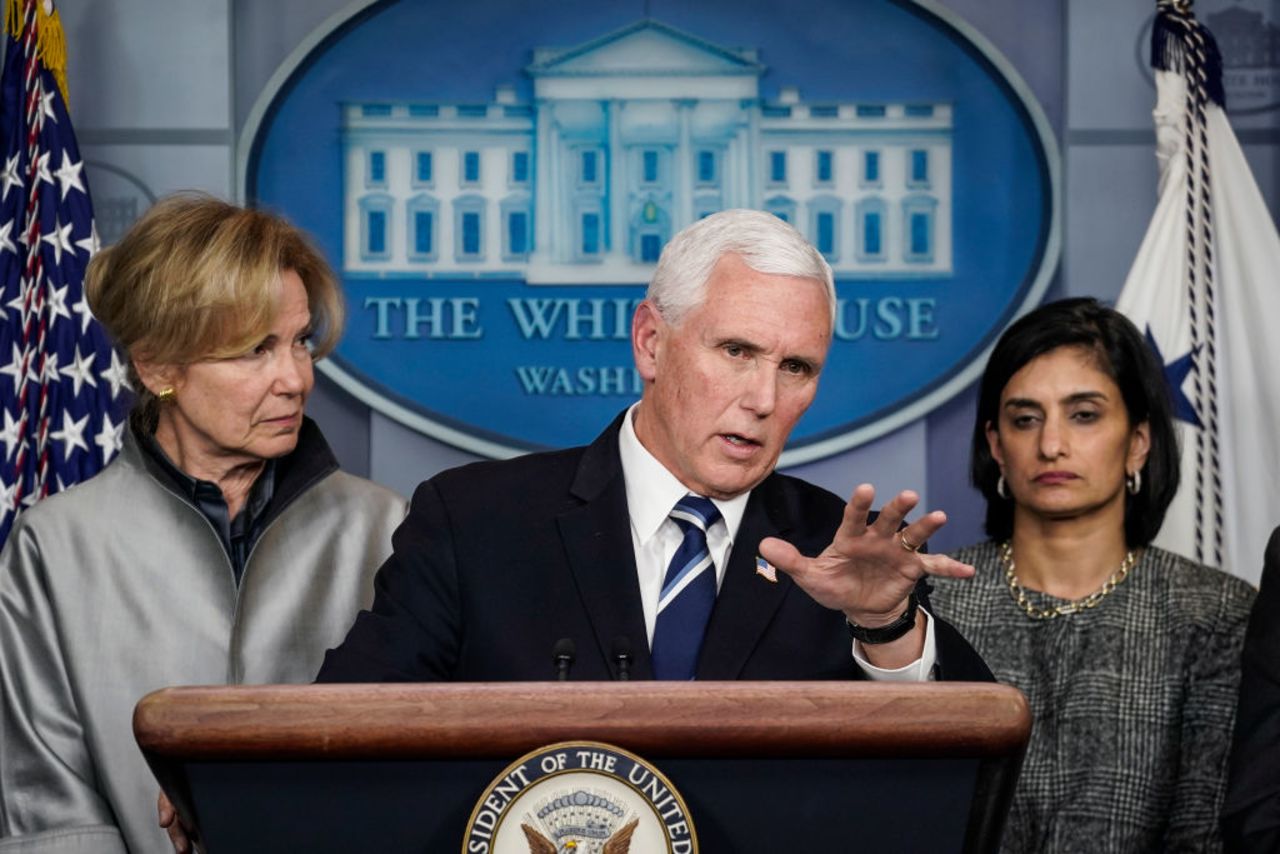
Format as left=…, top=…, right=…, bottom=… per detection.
left=5, top=0, right=71, bottom=108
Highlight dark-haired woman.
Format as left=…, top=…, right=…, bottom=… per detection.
left=930, top=298, right=1255, bottom=852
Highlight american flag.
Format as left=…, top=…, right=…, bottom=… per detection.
left=0, top=0, right=130, bottom=546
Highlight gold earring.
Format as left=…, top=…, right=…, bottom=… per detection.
left=157, top=387, right=176, bottom=404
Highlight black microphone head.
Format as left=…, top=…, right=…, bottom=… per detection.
left=609, top=635, right=632, bottom=660
left=552, top=637, right=576, bottom=663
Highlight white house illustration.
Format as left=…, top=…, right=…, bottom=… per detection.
left=342, top=19, right=953, bottom=283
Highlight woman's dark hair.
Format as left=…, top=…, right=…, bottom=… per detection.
left=971, top=297, right=1180, bottom=547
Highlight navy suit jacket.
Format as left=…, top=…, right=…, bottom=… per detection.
left=318, top=413, right=992, bottom=683
left=1223, top=527, right=1280, bottom=853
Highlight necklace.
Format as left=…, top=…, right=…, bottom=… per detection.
left=1001, top=541, right=1138, bottom=620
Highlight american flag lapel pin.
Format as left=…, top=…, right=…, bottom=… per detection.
left=755, top=556, right=777, bottom=583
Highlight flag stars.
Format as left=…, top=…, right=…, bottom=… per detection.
left=53, top=152, right=84, bottom=200
left=0, top=343, right=33, bottom=387
left=42, top=219, right=74, bottom=266
left=50, top=411, right=89, bottom=461
left=71, top=290, right=93, bottom=334
left=0, top=154, right=21, bottom=200
left=38, top=87, right=56, bottom=128
left=100, top=349, right=131, bottom=399
left=45, top=282, right=70, bottom=328
left=0, top=408, right=22, bottom=462
left=33, top=150, right=52, bottom=186
left=0, top=221, right=16, bottom=256
left=74, top=221, right=100, bottom=259
left=94, top=412, right=123, bottom=463
left=40, top=351, right=60, bottom=385
left=6, top=287, right=29, bottom=327
left=58, top=345, right=97, bottom=396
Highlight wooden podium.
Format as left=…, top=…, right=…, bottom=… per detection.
left=134, top=682, right=1029, bottom=852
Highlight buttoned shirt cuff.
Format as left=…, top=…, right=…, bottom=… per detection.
left=851, top=606, right=937, bottom=682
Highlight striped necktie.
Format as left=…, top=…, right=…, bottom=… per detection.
left=651, top=494, right=722, bottom=680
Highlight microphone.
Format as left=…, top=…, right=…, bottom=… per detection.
left=552, top=638, right=576, bottom=681
left=610, top=636, right=633, bottom=681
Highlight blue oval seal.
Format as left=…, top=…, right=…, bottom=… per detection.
left=242, top=0, right=1059, bottom=461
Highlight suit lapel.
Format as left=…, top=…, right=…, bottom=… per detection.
left=695, top=475, right=795, bottom=680
left=557, top=413, right=654, bottom=680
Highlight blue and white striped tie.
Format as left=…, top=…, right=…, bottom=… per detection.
left=651, top=494, right=721, bottom=680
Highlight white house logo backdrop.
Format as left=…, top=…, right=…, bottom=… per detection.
left=242, top=0, right=1058, bottom=459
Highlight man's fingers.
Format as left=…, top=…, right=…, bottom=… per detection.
left=899, top=510, right=948, bottom=552
left=838, top=484, right=877, bottom=538
left=918, top=554, right=975, bottom=579
left=870, top=489, right=921, bottom=536
left=158, top=792, right=174, bottom=827
left=758, top=536, right=805, bottom=576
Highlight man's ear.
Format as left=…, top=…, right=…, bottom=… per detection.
left=631, top=300, right=666, bottom=383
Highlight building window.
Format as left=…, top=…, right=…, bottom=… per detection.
left=642, top=149, right=659, bottom=185
left=863, top=151, right=880, bottom=185
left=414, top=151, right=433, bottom=185
left=910, top=212, right=929, bottom=255
left=902, top=195, right=937, bottom=262
left=462, top=213, right=480, bottom=255
left=909, top=149, right=929, bottom=185
left=413, top=211, right=433, bottom=255
left=768, top=151, right=787, bottom=184
left=809, top=197, right=841, bottom=262
left=581, top=150, right=599, bottom=185
left=864, top=213, right=882, bottom=256
left=454, top=195, right=486, bottom=261
left=640, top=233, right=661, bottom=262
left=358, top=194, right=392, bottom=261
left=462, top=151, right=481, bottom=185
left=367, top=150, right=386, bottom=186
left=508, top=212, right=528, bottom=256
left=856, top=198, right=887, bottom=261
left=407, top=194, right=438, bottom=261
left=765, top=195, right=795, bottom=224
left=816, top=212, right=835, bottom=256
left=815, top=150, right=833, bottom=185
left=367, top=210, right=387, bottom=254
left=501, top=195, right=532, bottom=260
left=511, top=151, right=530, bottom=185
left=581, top=211, right=601, bottom=255
left=697, top=149, right=716, bottom=184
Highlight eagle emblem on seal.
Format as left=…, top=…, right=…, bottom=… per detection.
left=519, top=789, right=640, bottom=854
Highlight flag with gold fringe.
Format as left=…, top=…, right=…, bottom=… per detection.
left=0, top=0, right=130, bottom=546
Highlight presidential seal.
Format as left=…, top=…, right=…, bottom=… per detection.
left=462, top=741, right=697, bottom=853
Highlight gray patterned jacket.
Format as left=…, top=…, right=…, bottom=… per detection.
left=931, top=541, right=1255, bottom=853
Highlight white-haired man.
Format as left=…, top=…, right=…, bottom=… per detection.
left=319, top=210, right=989, bottom=683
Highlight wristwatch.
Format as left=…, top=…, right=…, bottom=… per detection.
left=846, top=592, right=919, bottom=645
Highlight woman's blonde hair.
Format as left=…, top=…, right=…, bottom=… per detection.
left=85, top=192, right=343, bottom=423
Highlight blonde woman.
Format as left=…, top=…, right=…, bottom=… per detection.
left=0, top=194, right=405, bottom=853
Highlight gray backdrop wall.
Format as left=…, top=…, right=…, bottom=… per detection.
left=63, top=0, right=1280, bottom=558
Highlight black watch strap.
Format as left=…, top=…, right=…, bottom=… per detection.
left=846, top=592, right=920, bottom=645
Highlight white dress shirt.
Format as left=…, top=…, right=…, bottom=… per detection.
left=618, top=403, right=936, bottom=681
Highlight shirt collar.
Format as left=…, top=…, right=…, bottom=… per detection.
left=134, top=423, right=277, bottom=521
left=617, top=402, right=750, bottom=545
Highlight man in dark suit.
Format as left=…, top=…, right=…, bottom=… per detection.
left=1223, top=526, right=1280, bottom=853
left=318, top=210, right=990, bottom=683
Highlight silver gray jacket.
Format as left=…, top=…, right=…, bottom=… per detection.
left=0, top=426, right=406, bottom=853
